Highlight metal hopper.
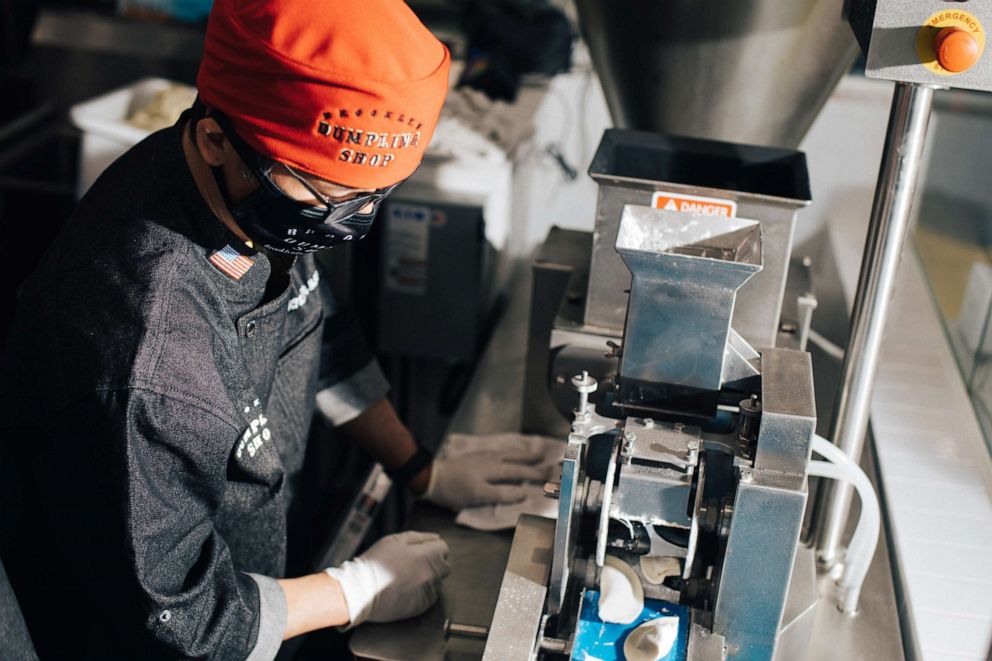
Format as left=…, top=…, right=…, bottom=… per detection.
left=575, top=0, right=859, bottom=149
left=616, top=205, right=762, bottom=392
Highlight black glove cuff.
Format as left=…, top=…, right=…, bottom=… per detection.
left=385, top=444, right=434, bottom=484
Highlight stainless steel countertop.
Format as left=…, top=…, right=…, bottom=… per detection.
left=350, top=257, right=905, bottom=661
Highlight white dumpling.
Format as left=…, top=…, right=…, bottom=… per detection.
left=622, top=616, right=680, bottom=661
left=598, top=555, right=644, bottom=624
left=639, top=556, right=681, bottom=585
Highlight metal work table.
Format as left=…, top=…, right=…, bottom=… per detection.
left=350, top=255, right=905, bottom=660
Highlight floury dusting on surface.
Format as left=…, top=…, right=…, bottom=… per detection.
left=616, top=205, right=760, bottom=259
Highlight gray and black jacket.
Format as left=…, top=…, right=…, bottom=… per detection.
left=0, top=116, right=388, bottom=659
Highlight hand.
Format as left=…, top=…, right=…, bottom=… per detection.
left=325, top=531, right=449, bottom=627
left=424, top=433, right=556, bottom=510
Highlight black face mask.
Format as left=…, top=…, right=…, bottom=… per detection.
left=210, top=113, right=400, bottom=255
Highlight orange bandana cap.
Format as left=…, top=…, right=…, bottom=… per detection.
left=197, top=0, right=451, bottom=189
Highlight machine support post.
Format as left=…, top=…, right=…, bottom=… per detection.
left=815, top=82, right=935, bottom=567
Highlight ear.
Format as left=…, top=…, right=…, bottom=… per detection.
left=194, top=117, right=231, bottom=167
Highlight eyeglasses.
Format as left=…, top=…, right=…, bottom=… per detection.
left=258, top=161, right=402, bottom=224
left=212, top=111, right=402, bottom=225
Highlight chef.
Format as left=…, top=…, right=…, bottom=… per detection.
left=0, top=1, right=548, bottom=658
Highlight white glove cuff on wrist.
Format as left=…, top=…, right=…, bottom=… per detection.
left=325, top=562, right=374, bottom=629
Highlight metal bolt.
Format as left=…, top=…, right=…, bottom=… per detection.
left=643, top=418, right=655, bottom=428
left=443, top=619, right=489, bottom=640
left=739, top=467, right=754, bottom=483
left=571, top=371, right=598, bottom=414
left=572, top=370, right=597, bottom=392
left=673, top=422, right=685, bottom=433
left=540, top=637, right=569, bottom=653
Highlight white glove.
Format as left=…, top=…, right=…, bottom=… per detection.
left=325, top=531, right=449, bottom=627
left=425, top=433, right=556, bottom=510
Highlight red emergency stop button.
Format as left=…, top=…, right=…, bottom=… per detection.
left=935, top=27, right=980, bottom=72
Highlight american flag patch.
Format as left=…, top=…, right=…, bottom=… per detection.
left=208, top=245, right=254, bottom=280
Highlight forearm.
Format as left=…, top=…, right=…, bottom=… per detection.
left=338, top=398, right=431, bottom=494
left=278, top=573, right=350, bottom=640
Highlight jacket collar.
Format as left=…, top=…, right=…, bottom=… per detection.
left=153, top=114, right=280, bottom=316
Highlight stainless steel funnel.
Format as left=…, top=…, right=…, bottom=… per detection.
left=586, top=130, right=810, bottom=350
left=616, top=205, right=762, bottom=391
left=575, top=0, right=859, bottom=148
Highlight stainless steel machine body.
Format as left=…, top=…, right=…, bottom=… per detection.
left=489, top=205, right=818, bottom=660
left=503, top=0, right=956, bottom=654
left=348, top=0, right=978, bottom=658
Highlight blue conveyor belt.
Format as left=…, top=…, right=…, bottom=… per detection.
left=571, top=590, right=689, bottom=661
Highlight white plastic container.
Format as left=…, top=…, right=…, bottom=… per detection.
left=69, top=77, right=192, bottom=198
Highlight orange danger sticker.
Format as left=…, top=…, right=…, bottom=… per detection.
left=651, top=191, right=737, bottom=218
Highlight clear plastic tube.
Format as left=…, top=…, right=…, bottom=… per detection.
left=809, top=435, right=881, bottom=614
left=810, top=437, right=875, bottom=562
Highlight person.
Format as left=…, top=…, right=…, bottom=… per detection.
left=0, top=1, right=550, bottom=658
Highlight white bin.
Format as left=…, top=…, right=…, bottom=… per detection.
left=69, top=77, right=194, bottom=198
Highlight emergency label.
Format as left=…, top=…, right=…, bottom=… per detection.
left=384, top=203, right=430, bottom=296
left=917, top=9, right=986, bottom=75
left=651, top=191, right=737, bottom=218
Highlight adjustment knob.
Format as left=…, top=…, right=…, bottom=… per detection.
left=935, top=27, right=980, bottom=73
